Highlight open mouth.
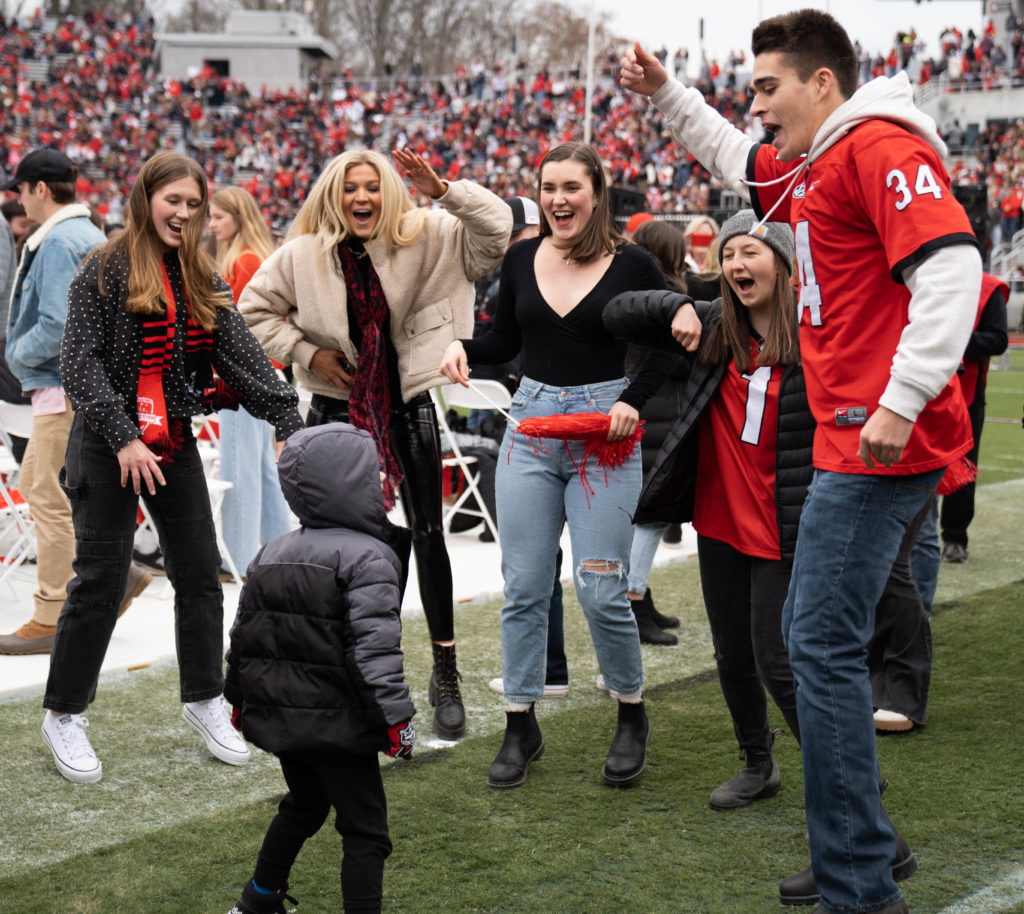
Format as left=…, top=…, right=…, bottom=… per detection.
left=735, top=278, right=755, bottom=293
left=552, top=209, right=574, bottom=227
left=167, top=221, right=184, bottom=240
left=351, top=208, right=375, bottom=227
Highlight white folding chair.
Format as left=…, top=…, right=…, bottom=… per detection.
left=0, top=402, right=37, bottom=596
left=431, top=381, right=512, bottom=543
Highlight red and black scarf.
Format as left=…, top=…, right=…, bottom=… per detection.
left=337, top=244, right=402, bottom=508
left=137, top=263, right=239, bottom=459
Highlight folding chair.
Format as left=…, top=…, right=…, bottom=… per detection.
left=431, top=381, right=512, bottom=543
left=0, top=402, right=37, bottom=596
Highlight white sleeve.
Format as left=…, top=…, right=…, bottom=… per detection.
left=651, top=79, right=756, bottom=201
left=879, top=244, right=982, bottom=421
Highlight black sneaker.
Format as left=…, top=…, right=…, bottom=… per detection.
left=942, top=541, right=967, bottom=563
left=228, top=881, right=297, bottom=914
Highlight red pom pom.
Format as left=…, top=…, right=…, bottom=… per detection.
left=514, top=413, right=645, bottom=501
left=937, top=457, right=977, bottom=496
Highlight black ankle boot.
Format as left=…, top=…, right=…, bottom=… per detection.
left=631, top=595, right=678, bottom=645
left=644, top=587, right=680, bottom=629
left=487, top=704, right=544, bottom=789
left=709, top=753, right=781, bottom=809
left=602, top=700, right=650, bottom=786
left=429, top=642, right=465, bottom=740
left=779, top=825, right=917, bottom=905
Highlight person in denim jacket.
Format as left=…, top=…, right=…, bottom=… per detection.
left=0, top=149, right=110, bottom=655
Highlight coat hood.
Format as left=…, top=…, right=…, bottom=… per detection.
left=809, top=72, right=947, bottom=166
left=277, top=422, right=390, bottom=534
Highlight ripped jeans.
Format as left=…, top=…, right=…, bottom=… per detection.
left=495, top=377, right=644, bottom=704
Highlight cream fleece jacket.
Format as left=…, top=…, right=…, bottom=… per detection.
left=239, top=179, right=511, bottom=402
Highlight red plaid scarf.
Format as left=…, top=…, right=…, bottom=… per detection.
left=337, top=244, right=402, bottom=508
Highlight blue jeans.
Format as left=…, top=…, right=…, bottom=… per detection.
left=782, top=468, right=942, bottom=914
left=219, top=406, right=293, bottom=573
left=495, top=377, right=644, bottom=703
left=626, top=522, right=668, bottom=594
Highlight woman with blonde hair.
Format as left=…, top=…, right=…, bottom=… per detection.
left=209, top=186, right=293, bottom=573
left=42, top=151, right=302, bottom=783
left=683, top=214, right=720, bottom=273
left=240, top=147, right=510, bottom=740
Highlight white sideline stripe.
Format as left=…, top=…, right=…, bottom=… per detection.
left=934, top=868, right=1024, bottom=914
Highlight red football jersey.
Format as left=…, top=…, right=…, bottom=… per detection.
left=748, top=120, right=975, bottom=474
left=694, top=346, right=782, bottom=560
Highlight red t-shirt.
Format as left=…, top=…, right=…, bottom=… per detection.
left=694, top=341, right=783, bottom=559
left=748, top=121, right=975, bottom=475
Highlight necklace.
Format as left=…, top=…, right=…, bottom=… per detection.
left=563, top=256, right=578, bottom=269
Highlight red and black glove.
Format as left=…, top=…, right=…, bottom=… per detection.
left=384, top=721, right=415, bottom=760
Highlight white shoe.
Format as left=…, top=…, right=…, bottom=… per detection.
left=487, top=677, right=569, bottom=699
left=596, top=675, right=611, bottom=695
left=874, top=708, right=914, bottom=732
left=42, top=712, right=102, bottom=783
left=183, top=696, right=251, bottom=766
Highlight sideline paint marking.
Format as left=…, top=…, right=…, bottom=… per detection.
left=935, top=868, right=1024, bottom=914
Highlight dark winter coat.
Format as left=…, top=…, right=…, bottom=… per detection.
left=604, top=289, right=815, bottom=567
left=225, top=423, right=415, bottom=756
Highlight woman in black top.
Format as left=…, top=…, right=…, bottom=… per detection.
left=41, top=151, right=302, bottom=785
left=441, top=142, right=690, bottom=789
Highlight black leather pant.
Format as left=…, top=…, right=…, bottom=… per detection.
left=307, top=392, right=454, bottom=642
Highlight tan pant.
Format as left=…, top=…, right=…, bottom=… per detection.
left=19, top=401, right=75, bottom=626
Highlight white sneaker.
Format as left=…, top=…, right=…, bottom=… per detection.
left=874, top=708, right=914, bottom=732
left=487, top=677, right=569, bottom=699
left=596, top=674, right=611, bottom=695
left=42, top=712, right=102, bottom=783
left=183, top=696, right=251, bottom=766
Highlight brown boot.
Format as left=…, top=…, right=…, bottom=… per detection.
left=0, top=620, right=57, bottom=655
left=118, top=563, right=154, bottom=619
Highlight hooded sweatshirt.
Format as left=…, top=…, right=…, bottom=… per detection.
left=652, top=72, right=981, bottom=475
left=225, top=422, right=414, bottom=756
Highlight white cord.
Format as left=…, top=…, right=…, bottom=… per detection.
left=465, top=380, right=519, bottom=427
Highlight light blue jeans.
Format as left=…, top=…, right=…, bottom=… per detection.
left=782, top=467, right=943, bottom=914
left=627, top=522, right=669, bottom=594
left=218, top=406, right=293, bottom=573
left=495, top=377, right=644, bottom=703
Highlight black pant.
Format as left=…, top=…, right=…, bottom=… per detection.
left=254, top=753, right=392, bottom=914
left=868, top=497, right=933, bottom=724
left=940, top=380, right=986, bottom=548
left=697, top=534, right=800, bottom=756
left=44, top=416, right=224, bottom=713
left=307, top=393, right=454, bottom=641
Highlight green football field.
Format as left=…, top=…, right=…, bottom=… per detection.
left=1, top=351, right=1021, bottom=914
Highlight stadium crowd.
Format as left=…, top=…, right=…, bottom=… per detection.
left=1, top=8, right=1023, bottom=237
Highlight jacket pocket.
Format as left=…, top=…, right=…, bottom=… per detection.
left=404, top=300, right=455, bottom=375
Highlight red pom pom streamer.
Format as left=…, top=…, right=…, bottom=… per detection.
left=937, top=457, right=977, bottom=496
left=513, top=413, right=645, bottom=504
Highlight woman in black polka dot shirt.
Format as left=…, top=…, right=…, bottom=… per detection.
left=40, top=151, right=302, bottom=785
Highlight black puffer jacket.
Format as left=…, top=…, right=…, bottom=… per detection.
left=225, top=423, right=415, bottom=756
left=605, top=289, right=815, bottom=567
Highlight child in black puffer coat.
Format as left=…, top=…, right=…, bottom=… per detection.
left=225, top=422, right=416, bottom=914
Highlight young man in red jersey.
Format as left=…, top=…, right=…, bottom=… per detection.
left=623, top=10, right=980, bottom=914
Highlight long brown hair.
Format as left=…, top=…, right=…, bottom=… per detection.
left=699, top=248, right=799, bottom=373
left=632, top=220, right=687, bottom=291
left=537, top=142, right=620, bottom=263
left=96, top=151, right=230, bottom=331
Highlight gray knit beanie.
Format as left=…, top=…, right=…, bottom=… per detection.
left=717, top=209, right=795, bottom=274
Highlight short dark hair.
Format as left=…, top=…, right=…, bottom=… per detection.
left=752, top=9, right=858, bottom=99
left=47, top=178, right=78, bottom=205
